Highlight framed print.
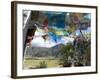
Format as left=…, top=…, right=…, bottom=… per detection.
left=11, top=1, right=98, bottom=78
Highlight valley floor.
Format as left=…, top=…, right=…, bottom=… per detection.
left=23, top=57, right=61, bottom=69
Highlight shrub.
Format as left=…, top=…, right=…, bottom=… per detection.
left=39, top=61, right=47, bottom=68
left=60, top=43, right=75, bottom=66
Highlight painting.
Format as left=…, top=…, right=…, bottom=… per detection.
left=11, top=1, right=97, bottom=78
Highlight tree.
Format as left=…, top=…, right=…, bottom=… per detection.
left=66, top=13, right=91, bottom=39
left=59, top=43, right=75, bottom=67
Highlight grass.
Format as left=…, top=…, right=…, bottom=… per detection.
left=23, top=57, right=61, bottom=69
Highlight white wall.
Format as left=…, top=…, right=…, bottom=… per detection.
left=0, top=0, right=99, bottom=80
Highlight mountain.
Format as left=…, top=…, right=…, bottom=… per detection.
left=25, top=44, right=64, bottom=57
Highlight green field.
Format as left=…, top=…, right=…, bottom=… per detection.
left=23, top=57, right=61, bottom=69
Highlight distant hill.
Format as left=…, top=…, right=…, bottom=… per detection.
left=25, top=43, right=64, bottom=58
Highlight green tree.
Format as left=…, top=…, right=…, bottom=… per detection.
left=60, top=43, right=75, bottom=67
